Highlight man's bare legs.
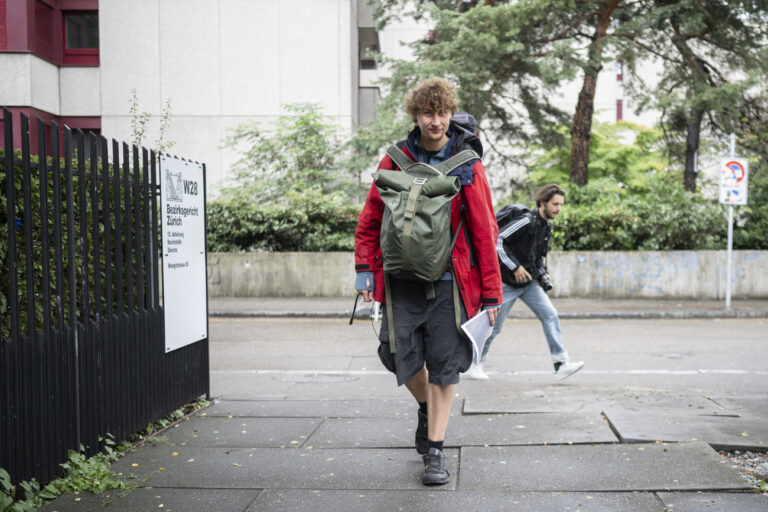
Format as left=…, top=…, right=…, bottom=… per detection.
left=426, top=382, right=453, bottom=442
left=405, top=366, right=428, bottom=403
left=405, top=366, right=453, bottom=442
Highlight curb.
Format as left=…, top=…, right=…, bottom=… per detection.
left=209, top=310, right=768, bottom=320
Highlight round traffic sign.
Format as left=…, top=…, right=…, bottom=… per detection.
left=725, top=160, right=745, bottom=182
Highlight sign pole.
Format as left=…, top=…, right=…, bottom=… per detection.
left=725, top=133, right=735, bottom=310
left=726, top=204, right=733, bottom=309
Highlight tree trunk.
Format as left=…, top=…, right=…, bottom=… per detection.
left=684, top=108, right=703, bottom=192
left=669, top=18, right=710, bottom=193
left=570, top=74, right=598, bottom=186
left=569, top=0, right=620, bottom=186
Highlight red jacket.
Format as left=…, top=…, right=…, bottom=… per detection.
left=354, top=145, right=502, bottom=317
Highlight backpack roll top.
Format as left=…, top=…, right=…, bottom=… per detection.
left=374, top=146, right=479, bottom=283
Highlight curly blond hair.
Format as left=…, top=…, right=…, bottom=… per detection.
left=404, top=77, right=459, bottom=121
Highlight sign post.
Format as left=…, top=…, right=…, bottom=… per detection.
left=718, top=133, right=748, bottom=309
left=160, top=155, right=208, bottom=352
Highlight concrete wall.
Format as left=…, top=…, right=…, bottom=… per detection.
left=207, top=251, right=768, bottom=299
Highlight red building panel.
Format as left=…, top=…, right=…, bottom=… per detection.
left=0, top=1, right=7, bottom=50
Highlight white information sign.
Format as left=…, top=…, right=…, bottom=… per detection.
left=160, top=155, right=208, bottom=352
left=718, top=158, right=749, bottom=205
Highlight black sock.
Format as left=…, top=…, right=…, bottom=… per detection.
left=554, top=362, right=563, bottom=372
left=428, top=439, right=443, bottom=452
left=418, top=401, right=427, bottom=415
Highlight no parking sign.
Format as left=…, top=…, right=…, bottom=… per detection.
left=718, top=158, right=749, bottom=205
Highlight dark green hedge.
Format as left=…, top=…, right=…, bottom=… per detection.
left=206, top=189, right=361, bottom=252
left=1, top=149, right=154, bottom=338
left=550, top=176, right=729, bottom=251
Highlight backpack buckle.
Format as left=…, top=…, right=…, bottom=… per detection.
left=413, top=177, right=427, bottom=185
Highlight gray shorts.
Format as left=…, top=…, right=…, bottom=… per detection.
left=378, top=278, right=470, bottom=386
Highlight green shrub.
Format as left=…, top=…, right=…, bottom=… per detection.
left=0, top=149, right=155, bottom=339
left=733, top=158, right=768, bottom=250
left=211, top=103, right=364, bottom=252
left=550, top=176, right=728, bottom=251
left=498, top=120, right=768, bottom=251
left=207, top=189, right=360, bottom=252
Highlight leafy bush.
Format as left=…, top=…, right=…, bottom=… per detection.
left=498, top=121, right=768, bottom=251
left=210, top=104, right=364, bottom=252
left=207, top=189, right=360, bottom=252
left=0, top=148, right=155, bottom=339
left=733, top=158, right=768, bottom=250
left=550, top=176, right=728, bottom=251
left=220, top=103, right=360, bottom=201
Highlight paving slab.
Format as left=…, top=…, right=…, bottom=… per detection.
left=657, top=491, right=768, bottom=511
left=201, top=398, right=462, bottom=418
left=707, top=394, right=768, bottom=416
left=307, top=413, right=616, bottom=449
left=246, top=490, right=664, bottom=512
left=459, top=442, right=751, bottom=492
left=162, top=416, right=323, bottom=448
left=211, top=372, right=412, bottom=400
left=41, top=488, right=261, bottom=512
left=464, top=392, right=601, bottom=414
left=110, top=446, right=458, bottom=490
left=462, top=386, right=751, bottom=416
left=603, top=408, right=768, bottom=451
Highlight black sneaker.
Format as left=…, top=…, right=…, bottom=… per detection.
left=415, top=410, right=428, bottom=454
left=422, top=447, right=450, bottom=486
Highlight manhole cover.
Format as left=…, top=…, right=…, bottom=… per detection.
left=275, top=373, right=358, bottom=383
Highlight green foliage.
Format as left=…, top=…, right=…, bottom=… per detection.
left=549, top=175, right=728, bottom=251
left=208, top=189, right=360, bottom=252
left=212, top=104, right=363, bottom=252
left=144, top=404, right=186, bottom=436
left=497, top=121, right=768, bottom=251
left=1, top=467, right=50, bottom=512
left=0, top=437, right=131, bottom=512
left=366, top=0, right=768, bottom=188
left=50, top=437, right=132, bottom=496
left=526, top=122, right=669, bottom=189
left=357, top=1, right=576, bottom=167
left=220, top=103, right=359, bottom=201
left=0, top=149, right=155, bottom=339
left=0, top=399, right=210, bottom=511
left=129, top=88, right=175, bottom=154
left=733, top=158, right=768, bottom=250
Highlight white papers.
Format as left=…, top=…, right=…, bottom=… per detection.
left=461, top=309, right=493, bottom=365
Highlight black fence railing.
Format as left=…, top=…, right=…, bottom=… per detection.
left=0, top=108, right=209, bottom=484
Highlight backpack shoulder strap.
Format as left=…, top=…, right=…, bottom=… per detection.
left=385, top=145, right=417, bottom=172
left=434, top=149, right=480, bottom=175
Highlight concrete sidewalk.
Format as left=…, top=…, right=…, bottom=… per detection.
left=208, top=296, right=768, bottom=319
left=43, top=304, right=768, bottom=512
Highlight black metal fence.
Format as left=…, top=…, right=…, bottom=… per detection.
left=0, top=108, right=209, bottom=484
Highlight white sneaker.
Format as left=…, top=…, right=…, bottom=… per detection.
left=465, top=362, right=489, bottom=380
left=554, top=361, right=584, bottom=381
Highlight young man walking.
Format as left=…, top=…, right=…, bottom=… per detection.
left=354, top=77, right=501, bottom=486
left=466, top=183, right=585, bottom=381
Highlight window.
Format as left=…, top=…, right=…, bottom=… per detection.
left=63, top=11, right=99, bottom=65
left=358, top=28, right=379, bottom=70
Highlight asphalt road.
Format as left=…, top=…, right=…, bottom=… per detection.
left=209, top=316, right=768, bottom=396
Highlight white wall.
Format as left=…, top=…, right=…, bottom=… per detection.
left=60, top=67, right=100, bottom=116
left=0, top=54, right=34, bottom=107
left=99, top=0, right=355, bottom=195
left=0, top=54, right=62, bottom=114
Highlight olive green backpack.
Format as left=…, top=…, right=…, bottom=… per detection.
left=373, top=145, right=479, bottom=352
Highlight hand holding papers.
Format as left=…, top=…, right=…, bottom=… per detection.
left=461, top=309, right=493, bottom=365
